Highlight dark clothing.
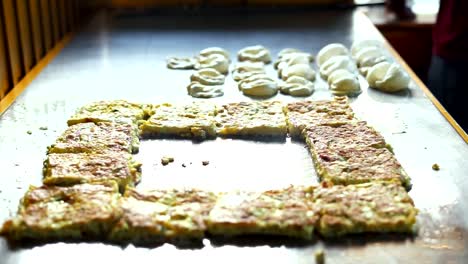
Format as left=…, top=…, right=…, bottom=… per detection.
left=428, top=0, right=468, bottom=132
left=428, top=56, right=468, bottom=131
left=432, top=0, right=468, bottom=60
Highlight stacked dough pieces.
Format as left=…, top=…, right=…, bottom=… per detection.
left=233, top=45, right=278, bottom=97
left=316, top=43, right=361, bottom=96
left=351, top=40, right=410, bottom=93
left=275, top=48, right=316, bottom=97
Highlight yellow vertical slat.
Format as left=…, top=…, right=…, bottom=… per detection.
left=40, top=0, right=53, bottom=51
left=16, top=0, right=34, bottom=72
left=49, top=0, right=60, bottom=43
left=2, top=0, right=23, bottom=85
left=0, top=9, right=10, bottom=99
left=29, top=0, right=44, bottom=62
left=58, top=0, right=66, bottom=37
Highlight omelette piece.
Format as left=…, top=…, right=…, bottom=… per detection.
left=139, top=102, right=218, bottom=140
left=0, top=182, right=121, bottom=241
left=303, top=121, right=391, bottom=152
left=207, top=186, right=317, bottom=240
left=43, top=153, right=142, bottom=192
left=284, top=96, right=357, bottom=139
left=313, top=181, right=418, bottom=237
left=67, top=100, right=150, bottom=126
left=215, top=101, right=287, bottom=138
left=48, top=122, right=139, bottom=154
left=309, top=146, right=411, bottom=189
left=109, top=188, right=217, bottom=245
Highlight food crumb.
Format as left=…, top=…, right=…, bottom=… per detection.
left=202, top=160, right=209, bottom=166
left=26, top=130, right=32, bottom=135
left=315, top=249, right=325, bottom=264
left=432, top=163, right=440, bottom=171
left=182, top=163, right=186, bottom=168
left=39, top=126, right=48, bottom=130
left=161, top=156, right=175, bottom=166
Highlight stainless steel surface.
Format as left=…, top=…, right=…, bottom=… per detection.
left=1, top=9, right=467, bottom=264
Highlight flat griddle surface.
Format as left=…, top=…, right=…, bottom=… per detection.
left=1, top=8, right=467, bottom=264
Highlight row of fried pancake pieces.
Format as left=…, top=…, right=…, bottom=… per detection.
left=0, top=99, right=417, bottom=244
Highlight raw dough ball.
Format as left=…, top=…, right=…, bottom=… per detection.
left=277, top=48, right=302, bottom=59
left=281, top=64, right=316, bottom=81
left=320, top=55, right=357, bottom=79
left=190, top=68, right=225, bottom=85
left=327, top=69, right=361, bottom=96
left=275, top=50, right=314, bottom=69
left=316, top=43, right=349, bottom=67
left=232, top=61, right=265, bottom=81
left=366, top=62, right=410, bottom=92
left=276, top=53, right=313, bottom=76
left=237, top=45, right=272, bottom=64
left=279, top=76, right=314, bottom=97
left=238, top=74, right=278, bottom=97
left=187, top=82, right=224, bottom=98
left=199, top=47, right=230, bottom=61
left=195, top=54, right=229, bottom=74
left=351, top=39, right=383, bottom=59
left=355, top=46, right=388, bottom=67
left=166, top=57, right=196, bottom=69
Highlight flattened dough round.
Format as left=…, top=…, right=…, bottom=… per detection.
left=237, top=45, right=272, bottom=64
left=316, top=43, right=349, bottom=67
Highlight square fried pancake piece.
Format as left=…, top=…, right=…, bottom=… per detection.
left=207, top=186, right=317, bottom=240
left=109, top=188, right=217, bottom=245
left=43, top=153, right=142, bottom=192
left=284, top=96, right=357, bottom=139
left=48, top=122, right=139, bottom=154
left=67, top=100, right=149, bottom=126
left=215, top=101, right=287, bottom=138
left=140, top=102, right=217, bottom=140
left=0, top=182, right=121, bottom=241
left=313, top=181, right=418, bottom=238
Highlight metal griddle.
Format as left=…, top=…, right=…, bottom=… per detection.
left=1, top=8, right=467, bottom=264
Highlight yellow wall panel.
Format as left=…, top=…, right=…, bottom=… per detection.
left=50, top=0, right=61, bottom=43
left=2, top=0, right=23, bottom=85
left=40, top=0, right=53, bottom=51
left=16, top=0, right=34, bottom=72
left=0, top=11, right=9, bottom=99
left=29, top=0, right=44, bottom=62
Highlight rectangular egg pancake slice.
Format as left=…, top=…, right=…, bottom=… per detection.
left=48, top=122, right=139, bottom=154
left=67, top=100, right=149, bottom=126
left=43, top=153, right=142, bottom=192
left=109, top=188, right=217, bottom=245
left=310, top=146, right=411, bottom=189
left=207, top=186, right=317, bottom=240
left=303, top=121, right=390, bottom=151
left=284, top=96, right=357, bottom=139
left=313, top=181, right=418, bottom=238
left=0, top=182, right=121, bottom=241
left=139, top=102, right=217, bottom=140
left=215, top=101, right=287, bottom=138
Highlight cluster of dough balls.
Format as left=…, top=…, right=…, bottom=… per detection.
left=316, top=43, right=361, bottom=96
left=233, top=45, right=278, bottom=97
left=167, top=47, right=230, bottom=98
left=351, top=40, right=409, bottom=92
left=275, top=48, right=315, bottom=97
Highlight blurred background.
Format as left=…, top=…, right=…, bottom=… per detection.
left=0, top=0, right=439, bottom=101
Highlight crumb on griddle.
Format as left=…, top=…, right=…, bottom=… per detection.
left=39, top=126, right=48, bottom=130
left=202, top=160, right=209, bottom=166
left=315, top=249, right=325, bottom=264
left=432, top=163, right=440, bottom=171
left=26, top=130, right=32, bottom=135
left=161, top=156, right=174, bottom=166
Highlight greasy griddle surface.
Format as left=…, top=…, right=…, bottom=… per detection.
left=1, top=8, right=467, bottom=264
